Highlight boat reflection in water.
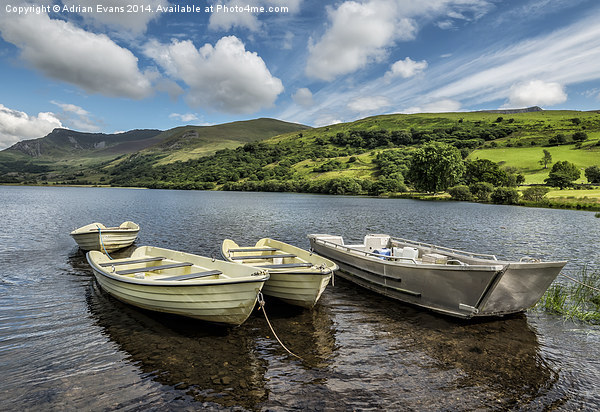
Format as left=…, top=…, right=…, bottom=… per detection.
left=325, top=279, right=559, bottom=410
left=85, top=276, right=338, bottom=410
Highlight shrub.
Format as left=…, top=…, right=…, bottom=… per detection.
left=572, top=131, right=588, bottom=142
left=448, top=185, right=472, bottom=201
left=469, top=182, right=494, bottom=202
left=545, top=161, right=581, bottom=189
left=584, top=165, right=600, bottom=184
left=491, top=187, right=520, bottom=204
left=522, top=186, right=550, bottom=202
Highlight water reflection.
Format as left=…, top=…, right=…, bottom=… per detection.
left=84, top=263, right=337, bottom=410
left=324, top=279, right=560, bottom=410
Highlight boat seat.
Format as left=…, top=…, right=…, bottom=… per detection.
left=230, top=253, right=296, bottom=260
left=157, top=270, right=222, bottom=281
left=99, top=257, right=164, bottom=267
left=116, top=262, right=193, bottom=275
left=258, top=263, right=313, bottom=268
left=229, top=247, right=278, bottom=253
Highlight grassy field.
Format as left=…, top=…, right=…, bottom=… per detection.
left=470, top=141, right=600, bottom=184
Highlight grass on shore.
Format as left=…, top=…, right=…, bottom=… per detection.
left=536, top=268, right=600, bottom=324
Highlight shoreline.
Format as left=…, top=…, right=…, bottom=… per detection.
left=4, top=182, right=600, bottom=212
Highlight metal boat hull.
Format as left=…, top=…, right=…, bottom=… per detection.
left=309, top=234, right=566, bottom=318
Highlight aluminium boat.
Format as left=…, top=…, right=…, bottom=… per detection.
left=87, top=246, right=269, bottom=325
left=308, top=233, right=566, bottom=319
left=221, top=238, right=337, bottom=309
left=71, top=221, right=139, bottom=252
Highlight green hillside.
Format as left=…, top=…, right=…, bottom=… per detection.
left=2, top=110, right=599, bottom=211
left=0, top=118, right=309, bottom=184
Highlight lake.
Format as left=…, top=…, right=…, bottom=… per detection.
left=0, top=185, right=599, bottom=410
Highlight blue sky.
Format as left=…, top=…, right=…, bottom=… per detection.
left=1, top=0, right=600, bottom=149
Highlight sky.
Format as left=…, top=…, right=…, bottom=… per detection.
left=1, top=0, right=600, bottom=149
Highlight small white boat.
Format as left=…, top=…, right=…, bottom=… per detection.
left=308, top=234, right=567, bottom=319
left=87, top=246, right=270, bottom=325
left=71, top=221, right=139, bottom=252
left=221, top=238, right=338, bottom=309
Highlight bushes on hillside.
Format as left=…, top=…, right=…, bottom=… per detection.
left=448, top=185, right=472, bottom=201
left=490, top=187, right=520, bottom=204
left=522, top=186, right=550, bottom=202
left=469, top=182, right=494, bottom=202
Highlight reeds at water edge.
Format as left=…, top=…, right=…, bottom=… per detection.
left=536, top=268, right=600, bottom=323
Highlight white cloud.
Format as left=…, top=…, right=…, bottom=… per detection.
left=314, top=114, right=343, bottom=127
left=0, top=13, right=153, bottom=99
left=347, top=96, right=391, bottom=113
left=50, top=101, right=89, bottom=117
left=144, top=36, right=284, bottom=114
left=305, top=0, right=492, bottom=81
left=169, top=113, right=200, bottom=122
left=505, top=80, right=567, bottom=108
left=209, top=0, right=302, bottom=31
left=0, top=104, right=62, bottom=149
left=292, top=88, right=314, bottom=107
left=403, top=99, right=461, bottom=114
left=61, top=0, right=168, bottom=34
left=426, top=12, right=600, bottom=107
left=306, top=0, right=416, bottom=81
left=385, top=57, right=428, bottom=80
left=50, top=101, right=102, bottom=132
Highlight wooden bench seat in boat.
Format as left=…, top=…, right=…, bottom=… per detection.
left=157, top=270, right=222, bottom=281
left=116, top=262, right=193, bottom=275
left=258, top=262, right=313, bottom=269
left=99, top=257, right=165, bottom=267
left=229, top=247, right=278, bottom=253
left=230, top=253, right=296, bottom=260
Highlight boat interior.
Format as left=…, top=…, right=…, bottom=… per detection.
left=225, top=245, right=314, bottom=269
left=96, top=255, right=225, bottom=281
left=314, top=234, right=498, bottom=266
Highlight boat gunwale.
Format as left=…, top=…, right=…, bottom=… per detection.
left=309, top=236, right=505, bottom=271
left=222, top=238, right=338, bottom=273
left=86, top=254, right=270, bottom=287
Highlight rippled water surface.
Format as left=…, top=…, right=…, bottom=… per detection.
left=1, top=186, right=599, bottom=410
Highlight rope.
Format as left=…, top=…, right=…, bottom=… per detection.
left=560, top=273, right=600, bottom=293
left=257, top=292, right=303, bottom=361
left=97, top=225, right=113, bottom=260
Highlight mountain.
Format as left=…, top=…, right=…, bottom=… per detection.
left=6, top=128, right=163, bottom=158
left=0, top=118, right=310, bottom=181
left=476, top=106, right=543, bottom=114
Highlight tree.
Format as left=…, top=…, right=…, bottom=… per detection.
left=544, top=161, right=581, bottom=188
left=469, top=182, right=494, bottom=202
left=465, top=159, right=517, bottom=187
left=539, top=149, right=552, bottom=169
left=408, top=142, right=465, bottom=192
left=448, top=185, right=472, bottom=201
left=572, top=131, right=588, bottom=142
left=585, top=165, right=600, bottom=184
left=490, top=187, right=520, bottom=204
left=548, top=134, right=566, bottom=145
left=522, top=186, right=550, bottom=202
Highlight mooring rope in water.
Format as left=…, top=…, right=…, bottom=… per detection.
left=560, top=273, right=600, bottom=293
left=257, top=292, right=303, bottom=361
left=96, top=225, right=113, bottom=260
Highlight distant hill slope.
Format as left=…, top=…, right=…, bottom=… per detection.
left=141, top=118, right=311, bottom=163
left=5, top=128, right=163, bottom=158
left=0, top=117, right=311, bottom=181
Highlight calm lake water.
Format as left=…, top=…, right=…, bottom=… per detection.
left=1, top=185, right=599, bottom=411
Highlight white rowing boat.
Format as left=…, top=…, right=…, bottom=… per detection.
left=71, top=221, right=139, bottom=252
left=87, top=245, right=270, bottom=325
left=308, top=233, right=566, bottom=319
left=221, top=238, right=337, bottom=309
